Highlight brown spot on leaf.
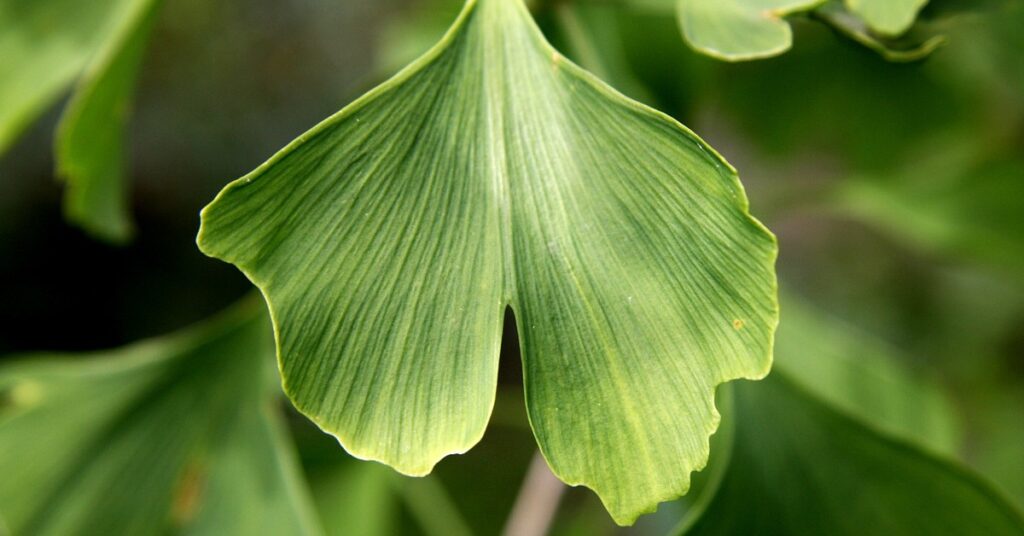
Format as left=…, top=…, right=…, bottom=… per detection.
left=732, top=319, right=745, bottom=330
left=171, top=460, right=207, bottom=526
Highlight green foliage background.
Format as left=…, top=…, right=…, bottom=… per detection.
left=1, top=0, right=1023, bottom=534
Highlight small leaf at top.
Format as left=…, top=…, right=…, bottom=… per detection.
left=845, top=0, right=928, bottom=36
left=198, top=0, right=777, bottom=524
left=815, top=1, right=944, bottom=62
left=676, top=0, right=825, bottom=61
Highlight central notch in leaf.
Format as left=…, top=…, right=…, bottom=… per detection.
left=197, top=0, right=778, bottom=524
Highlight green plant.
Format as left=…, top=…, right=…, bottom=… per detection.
left=1, top=0, right=1023, bottom=534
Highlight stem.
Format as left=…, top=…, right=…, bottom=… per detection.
left=502, top=452, right=566, bottom=536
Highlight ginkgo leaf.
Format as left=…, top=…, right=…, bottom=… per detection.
left=845, top=0, right=927, bottom=36
left=54, top=0, right=161, bottom=243
left=683, top=373, right=1024, bottom=535
left=676, top=0, right=825, bottom=61
left=0, top=300, right=320, bottom=536
left=198, top=0, right=777, bottom=524
left=815, top=1, right=944, bottom=62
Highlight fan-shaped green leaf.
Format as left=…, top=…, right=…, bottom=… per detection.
left=676, top=0, right=825, bottom=61
left=684, top=373, right=1024, bottom=535
left=0, top=301, right=320, bottom=536
left=198, top=0, right=777, bottom=524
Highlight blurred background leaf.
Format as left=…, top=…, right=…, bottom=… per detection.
left=0, top=0, right=148, bottom=153
left=676, top=0, right=824, bottom=61
left=844, top=0, right=927, bottom=35
left=683, top=373, right=1024, bottom=535
left=836, top=137, right=1024, bottom=282
left=53, top=0, right=162, bottom=243
left=814, top=1, right=945, bottom=62
left=0, top=300, right=320, bottom=535
left=774, top=293, right=960, bottom=454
